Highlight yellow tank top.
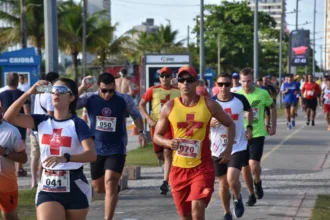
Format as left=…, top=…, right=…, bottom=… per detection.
left=168, top=96, right=212, bottom=168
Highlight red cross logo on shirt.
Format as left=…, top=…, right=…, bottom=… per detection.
left=160, top=94, right=171, bottom=106
left=224, top=108, right=239, bottom=121
left=41, top=128, right=72, bottom=155
left=177, top=114, right=204, bottom=136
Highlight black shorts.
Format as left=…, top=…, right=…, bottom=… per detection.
left=36, top=168, right=90, bottom=209
left=305, top=99, right=317, bottom=111
left=213, top=151, right=246, bottom=177
left=90, top=154, right=126, bottom=180
left=243, top=137, right=265, bottom=166
left=284, top=102, right=298, bottom=109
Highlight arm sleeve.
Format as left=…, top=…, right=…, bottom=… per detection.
left=74, top=118, right=94, bottom=142
left=31, top=114, right=48, bottom=131
left=234, top=93, right=251, bottom=111
left=123, top=94, right=142, bottom=120
left=141, top=87, right=153, bottom=102
left=76, top=92, right=94, bottom=109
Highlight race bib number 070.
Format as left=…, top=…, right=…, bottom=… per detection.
left=41, top=170, right=70, bottom=192
left=176, top=139, right=200, bottom=158
left=96, top=116, right=117, bottom=132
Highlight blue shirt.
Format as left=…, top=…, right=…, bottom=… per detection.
left=281, top=82, right=299, bottom=103
left=76, top=91, right=142, bottom=156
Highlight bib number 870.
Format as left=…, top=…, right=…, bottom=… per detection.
left=99, top=122, right=112, bottom=128
left=46, top=179, right=62, bottom=187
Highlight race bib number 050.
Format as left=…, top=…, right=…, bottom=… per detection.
left=96, top=116, right=117, bottom=132
left=176, top=139, right=201, bottom=158
left=41, top=170, right=70, bottom=192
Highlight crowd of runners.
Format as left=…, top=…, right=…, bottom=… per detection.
left=0, top=66, right=329, bottom=220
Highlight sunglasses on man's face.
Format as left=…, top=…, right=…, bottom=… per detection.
left=50, top=86, right=73, bottom=95
left=217, top=82, right=232, bottom=87
left=160, top=74, right=171, bottom=78
left=178, top=77, right=197, bottom=84
left=100, top=88, right=115, bottom=94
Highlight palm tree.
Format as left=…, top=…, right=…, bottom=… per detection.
left=0, top=0, right=44, bottom=55
left=57, top=0, right=114, bottom=83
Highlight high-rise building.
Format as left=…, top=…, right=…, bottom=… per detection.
left=248, top=0, right=286, bottom=29
left=88, top=0, right=111, bottom=18
left=324, top=0, right=330, bottom=71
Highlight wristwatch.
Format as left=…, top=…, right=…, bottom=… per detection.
left=3, top=148, right=10, bottom=157
left=64, top=153, right=71, bottom=163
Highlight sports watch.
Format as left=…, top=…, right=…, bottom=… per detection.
left=64, top=153, right=71, bottom=163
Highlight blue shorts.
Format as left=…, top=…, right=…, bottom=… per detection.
left=35, top=167, right=90, bottom=210
left=284, top=101, right=298, bottom=109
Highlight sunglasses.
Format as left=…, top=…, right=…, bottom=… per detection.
left=217, top=82, right=231, bottom=87
left=178, top=77, right=197, bottom=84
left=160, top=74, right=171, bottom=78
left=100, top=88, right=115, bottom=94
left=50, top=86, right=73, bottom=95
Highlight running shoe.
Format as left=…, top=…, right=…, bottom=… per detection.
left=287, top=122, right=292, bottom=130
left=160, top=181, right=169, bottom=195
left=233, top=193, right=245, bottom=218
left=306, top=121, right=310, bottom=126
left=291, top=120, right=295, bottom=128
left=245, top=194, right=256, bottom=206
left=312, top=121, right=315, bottom=126
left=254, top=181, right=264, bottom=199
left=223, top=212, right=233, bottom=220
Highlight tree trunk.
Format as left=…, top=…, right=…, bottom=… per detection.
left=100, top=50, right=106, bottom=73
left=72, top=53, right=79, bottom=84
left=20, top=0, right=27, bottom=48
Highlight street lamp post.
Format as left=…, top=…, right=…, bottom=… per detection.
left=253, top=0, right=259, bottom=80
left=279, top=0, right=284, bottom=108
left=200, top=0, right=204, bottom=80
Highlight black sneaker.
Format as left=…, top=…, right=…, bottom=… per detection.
left=233, top=193, right=245, bottom=218
left=312, top=121, right=315, bottom=126
left=160, top=181, right=169, bottom=195
left=245, top=194, right=256, bottom=206
left=306, top=121, right=310, bottom=126
left=223, top=212, right=233, bottom=220
left=254, top=181, right=264, bottom=199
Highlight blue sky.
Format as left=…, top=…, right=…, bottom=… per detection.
left=111, top=0, right=325, bottom=69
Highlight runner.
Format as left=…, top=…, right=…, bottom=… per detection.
left=0, top=104, right=27, bottom=220
left=138, top=67, right=180, bottom=195
left=30, top=72, right=59, bottom=188
left=196, top=79, right=210, bottom=98
left=18, top=74, right=30, bottom=92
left=0, top=72, right=30, bottom=177
left=301, top=74, right=321, bottom=126
left=115, top=68, right=134, bottom=96
left=4, top=78, right=97, bottom=220
left=237, top=67, right=277, bottom=206
left=281, top=74, right=299, bottom=129
left=210, top=73, right=253, bottom=220
left=300, top=75, right=307, bottom=112
left=261, top=75, right=278, bottom=130
left=321, top=77, right=330, bottom=131
left=230, top=73, right=242, bottom=93
left=77, top=73, right=146, bottom=220
left=153, top=66, right=236, bottom=219
left=256, top=78, right=262, bottom=88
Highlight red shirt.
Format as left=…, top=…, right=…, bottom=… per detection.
left=302, top=82, right=321, bottom=100
left=196, top=86, right=210, bottom=98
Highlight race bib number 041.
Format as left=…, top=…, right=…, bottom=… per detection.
left=96, top=116, right=117, bottom=132
left=176, top=139, right=201, bottom=158
left=41, top=170, right=70, bottom=192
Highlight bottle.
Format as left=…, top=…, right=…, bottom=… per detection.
left=36, top=82, right=52, bottom=93
left=84, top=76, right=96, bottom=86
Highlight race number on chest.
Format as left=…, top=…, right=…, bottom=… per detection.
left=96, top=116, right=117, bottom=132
left=41, top=170, right=70, bottom=192
left=176, top=139, right=201, bottom=158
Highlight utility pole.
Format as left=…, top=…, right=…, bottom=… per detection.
left=82, top=0, right=87, bottom=79
left=187, top=25, right=190, bottom=53
left=321, top=45, right=323, bottom=72
left=253, top=0, right=259, bottom=80
left=312, top=0, right=316, bottom=76
left=44, top=0, right=59, bottom=74
left=279, top=0, right=284, bottom=108
left=325, top=0, right=328, bottom=73
left=200, top=0, right=204, bottom=79
left=296, top=0, right=299, bottom=30
left=20, top=0, right=27, bottom=48
left=218, top=34, right=221, bottom=75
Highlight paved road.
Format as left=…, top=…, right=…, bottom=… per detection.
left=89, top=110, right=330, bottom=220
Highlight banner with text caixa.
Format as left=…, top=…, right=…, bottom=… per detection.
left=0, top=47, right=41, bottom=87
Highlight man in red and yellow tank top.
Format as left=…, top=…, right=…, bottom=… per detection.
left=153, top=66, right=236, bottom=219
left=139, top=67, right=180, bottom=195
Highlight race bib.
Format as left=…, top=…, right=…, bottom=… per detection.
left=96, top=116, right=117, bottom=132
left=307, top=90, right=314, bottom=96
left=176, top=139, right=200, bottom=158
left=41, top=170, right=70, bottom=192
left=252, top=108, right=259, bottom=120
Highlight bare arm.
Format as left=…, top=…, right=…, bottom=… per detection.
left=23, top=103, right=31, bottom=115
left=138, top=98, right=156, bottom=126
left=246, top=108, right=253, bottom=126
left=153, top=101, right=173, bottom=148
left=133, top=117, right=144, bottom=133
left=270, top=104, right=277, bottom=135
left=70, top=138, right=97, bottom=163
left=6, top=149, right=28, bottom=164
left=127, top=82, right=134, bottom=96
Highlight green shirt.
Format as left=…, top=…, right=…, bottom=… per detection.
left=237, top=87, right=273, bottom=138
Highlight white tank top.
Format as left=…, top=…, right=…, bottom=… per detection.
left=323, top=87, right=330, bottom=104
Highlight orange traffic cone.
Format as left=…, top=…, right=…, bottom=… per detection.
left=131, top=122, right=138, bottom=136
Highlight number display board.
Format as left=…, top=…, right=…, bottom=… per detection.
left=289, top=30, right=310, bottom=66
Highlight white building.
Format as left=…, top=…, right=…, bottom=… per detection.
left=324, top=0, right=330, bottom=71
left=248, top=0, right=286, bottom=29
left=132, top=18, right=159, bottom=41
